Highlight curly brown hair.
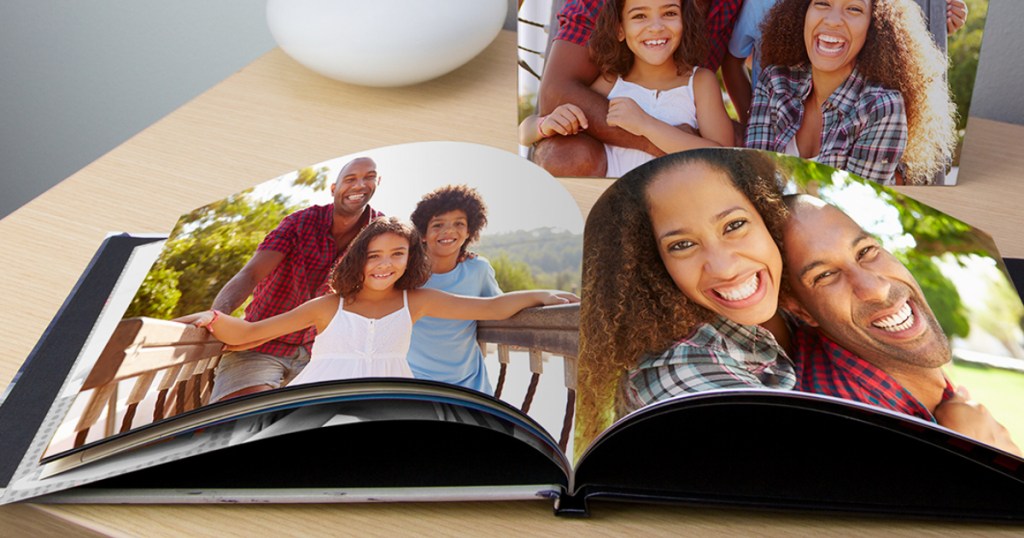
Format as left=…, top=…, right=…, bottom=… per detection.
left=329, top=217, right=432, bottom=301
left=575, top=148, right=789, bottom=453
left=409, top=184, right=489, bottom=260
left=589, top=0, right=708, bottom=78
left=759, top=0, right=956, bottom=185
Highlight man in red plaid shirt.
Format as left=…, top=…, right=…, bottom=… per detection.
left=207, top=157, right=384, bottom=403
left=531, top=0, right=742, bottom=177
left=782, top=195, right=1019, bottom=455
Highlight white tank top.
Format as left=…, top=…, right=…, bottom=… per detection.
left=604, top=67, right=700, bottom=177
left=290, top=290, right=414, bottom=385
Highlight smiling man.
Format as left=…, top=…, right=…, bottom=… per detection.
left=782, top=194, right=1020, bottom=455
left=207, top=156, right=384, bottom=403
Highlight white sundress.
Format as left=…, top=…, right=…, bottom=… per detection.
left=604, top=67, right=700, bottom=178
left=289, top=290, right=414, bottom=386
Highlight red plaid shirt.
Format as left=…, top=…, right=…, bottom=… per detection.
left=793, top=324, right=954, bottom=422
left=244, top=204, right=382, bottom=357
left=553, top=0, right=743, bottom=71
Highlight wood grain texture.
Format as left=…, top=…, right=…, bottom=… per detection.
left=1, top=30, right=1023, bottom=535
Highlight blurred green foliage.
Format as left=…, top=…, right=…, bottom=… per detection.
left=948, top=0, right=988, bottom=133
left=489, top=253, right=538, bottom=292
left=776, top=154, right=997, bottom=339
left=124, top=168, right=325, bottom=319
left=478, top=228, right=583, bottom=293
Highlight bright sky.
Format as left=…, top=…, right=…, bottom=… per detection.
left=244, top=141, right=583, bottom=236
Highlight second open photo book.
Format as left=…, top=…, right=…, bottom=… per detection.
left=517, top=0, right=988, bottom=186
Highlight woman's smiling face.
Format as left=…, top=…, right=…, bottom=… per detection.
left=645, top=162, right=783, bottom=326
left=804, top=0, right=872, bottom=78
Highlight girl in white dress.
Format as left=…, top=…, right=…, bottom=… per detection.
left=518, top=0, right=734, bottom=177
left=174, top=217, right=578, bottom=386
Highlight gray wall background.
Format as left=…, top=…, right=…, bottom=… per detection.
left=0, top=1, right=276, bottom=219
left=968, top=0, right=1024, bottom=125
left=0, top=0, right=1016, bottom=220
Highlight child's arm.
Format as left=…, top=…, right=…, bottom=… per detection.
left=519, top=104, right=590, bottom=145
left=690, top=67, right=737, bottom=147
left=173, top=294, right=338, bottom=346
left=409, top=289, right=579, bottom=323
left=606, top=69, right=734, bottom=152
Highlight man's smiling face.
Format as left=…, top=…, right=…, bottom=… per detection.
left=331, top=157, right=378, bottom=218
left=783, top=197, right=950, bottom=372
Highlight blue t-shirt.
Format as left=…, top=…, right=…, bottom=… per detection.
left=727, top=0, right=777, bottom=87
left=407, top=256, right=502, bottom=393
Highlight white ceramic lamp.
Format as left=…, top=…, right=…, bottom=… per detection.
left=266, top=0, right=507, bottom=87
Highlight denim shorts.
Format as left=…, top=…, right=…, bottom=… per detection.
left=209, top=347, right=310, bottom=403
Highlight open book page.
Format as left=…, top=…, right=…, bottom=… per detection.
left=6, top=394, right=567, bottom=504
left=574, top=148, right=1024, bottom=463
left=37, top=380, right=566, bottom=475
left=517, top=0, right=986, bottom=185
left=5, top=141, right=583, bottom=500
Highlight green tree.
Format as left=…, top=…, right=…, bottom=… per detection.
left=947, top=0, right=988, bottom=132
left=971, top=270, right=1024, bottom=358
left=293, top=166, right=330, bottom=191
left=897, top=252, right=970, bottom=338
left=125, top=167, right=328, bottom=319
left=125, top=266, right=182, bottom=319
left=490, top=253, right=537, bottom=292
left=779, top=156, right=981, bottom=339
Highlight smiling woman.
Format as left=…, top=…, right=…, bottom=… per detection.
left=747, top=0, right=955, bottom=185
left=576, top=148, right=795, bottom=445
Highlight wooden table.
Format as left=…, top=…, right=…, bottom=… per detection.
left=1, top=31, right=1022, bottom=536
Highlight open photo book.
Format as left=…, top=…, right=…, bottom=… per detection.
left=1, top=144, right=1023, bottom=521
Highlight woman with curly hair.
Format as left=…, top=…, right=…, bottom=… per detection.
left=746, top=0, right=955, bottom=185
left=518, top=0, right=733, bottom=177
left=407, top=185, right=502, bottom=393
left=576, top=149, right=796, bottom=448
left=176, top=217, right=577, bottom=386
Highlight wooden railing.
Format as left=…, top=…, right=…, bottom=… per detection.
left=73, top=319, right=223, bottom=447
left=70, top=304, right=581, bottom=452
left=478, top=302, right=579, bottom=451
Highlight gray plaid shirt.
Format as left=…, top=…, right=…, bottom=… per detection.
left=745, top=64, right=907, bottom=185
left=625, top=315, right=797, bottom=413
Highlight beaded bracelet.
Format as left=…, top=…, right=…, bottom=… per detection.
left=536, top=115, right=550, bottom=139
left=207, top=309, right=221, bottom=334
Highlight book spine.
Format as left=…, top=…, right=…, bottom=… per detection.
left=0, top=235, right=163, bottom=488
left=553, top=488, right=590, bottom=517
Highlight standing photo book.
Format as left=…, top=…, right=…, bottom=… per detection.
left=516, top=0, right=989, bottom=186
left=1, top=143, right=1023, bottom=522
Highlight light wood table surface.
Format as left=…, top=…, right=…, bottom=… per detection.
left=1, top=30, right=1022, bottom=536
